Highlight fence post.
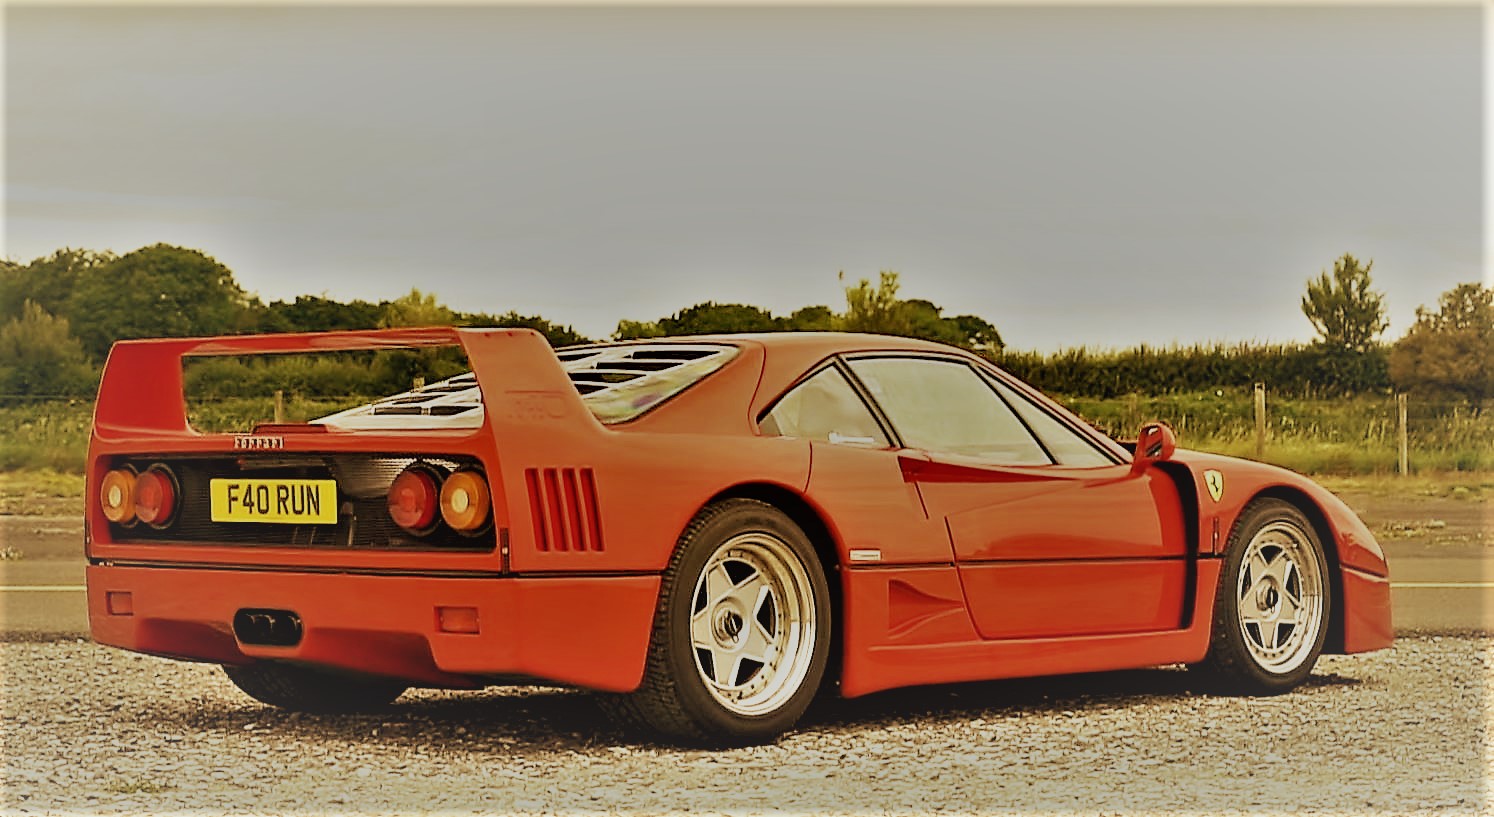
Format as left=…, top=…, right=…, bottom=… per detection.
left=273, top=389, right=284, bottom=424
left=1397, top=393, right=1409, bottom=476
left=1254, top=382, right=1266, bottom=460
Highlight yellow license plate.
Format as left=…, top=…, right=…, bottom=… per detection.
left=210, top=479, right=338, bottom=524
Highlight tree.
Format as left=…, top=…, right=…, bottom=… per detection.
left=840, top=271, right=912, bottom=335
left=0, top=258, right=23, bottom=327
left=372, top=289, right=464, bottom=388
left=657, top=302, right=781, bottom=336
left=1389, top=282, right=1493, bottom=403
left=609, top=270, right=1006, bottom=350
left=66, top=244, right=249, bottom=359
left=379, top=288, right=455, bottom=328
left=0, top=301, right=97, bottom=400
left=614, top=319, right=666, bottom=341
left=784, top=305, right=836, bottom=332
left=839, top=272, right=1004, bottom=351
left=901, top=298, right=968, bottom=347
left=1300, top=254, right=1389, bottom=352
left=1, top=248, right=116, bottom=323
left=462, top=310, right=591, bottom=347
left=951, top=314, right=1004, bottom=354
left=264, top=294, right=384, bottom=332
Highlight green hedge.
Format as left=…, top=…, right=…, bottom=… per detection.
left=994, top=343, right=1390, bottom=399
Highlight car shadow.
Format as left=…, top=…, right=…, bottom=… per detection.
left=137, top=665, right=1359, bottom=752
left=802, top=666, right=1362, bottom=732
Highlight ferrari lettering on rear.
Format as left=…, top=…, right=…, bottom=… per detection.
left=233, top=435, right=285, bottom=450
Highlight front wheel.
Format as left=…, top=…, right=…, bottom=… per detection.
left=1192, top=498, right=1331, bottom=694
left=604, top=499, right=831, bottom=745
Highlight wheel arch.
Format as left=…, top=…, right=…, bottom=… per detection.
left=702, top=482, right=845, bottom=685
left=1246, top=485, right=1347, bottom=654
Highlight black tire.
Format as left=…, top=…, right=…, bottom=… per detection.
left=222, top=662, right=408, bottom=714
left=1193, top=498, right=1331, bottom=694
left=602, top=499, right=832, bottom=746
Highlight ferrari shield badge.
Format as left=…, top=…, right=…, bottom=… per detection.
left=1204, top=470, right=1225, bottom=502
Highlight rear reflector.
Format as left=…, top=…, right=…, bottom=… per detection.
left=106, top=591, right=134, bottom=616
left=437, top=606, right=480, bottom=634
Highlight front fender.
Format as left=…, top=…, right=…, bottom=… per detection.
left=1168, top=450, right=1392, bottom=654
left=1168, top=450, right=1387, bottom=576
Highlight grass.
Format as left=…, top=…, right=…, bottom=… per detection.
left=1315, top=472, right=1494, bottom=502
left=0, top=395, right=367, bottom=474
left=0, top=401, right=92, bottom=472
left=0, top=469, right=86, bottom=515
left=187, top=394, right=367, bottom=433
left=1056, top=390, right=1493, bottom=475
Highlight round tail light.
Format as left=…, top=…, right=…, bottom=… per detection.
left=440, top=470, right=491, bottom=533
left=388, top=466, right=439, bottom=533
left=100, top=468, right=138, bottom=525
left=133, top=465, right=178, bottom=528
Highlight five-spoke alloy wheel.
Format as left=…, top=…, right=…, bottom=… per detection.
left=1194, top=498, right=1331, bottom=693
left=689, top=531, right=819, bottom=717
left=606, top=499, right=830, bottom=745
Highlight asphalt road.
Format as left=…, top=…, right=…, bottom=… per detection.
left=2, top=508, right=1489, bottom=637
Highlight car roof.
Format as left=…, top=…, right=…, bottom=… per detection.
left=562, top=332, right=984, bottom=433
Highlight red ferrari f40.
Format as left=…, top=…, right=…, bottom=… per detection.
left=86, top=328, right=1391, bottom=743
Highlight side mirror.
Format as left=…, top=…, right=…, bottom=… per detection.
left=1131, top=422, right=1177, bottom=473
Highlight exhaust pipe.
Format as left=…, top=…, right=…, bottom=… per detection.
left=233, top=608, right=303, bottom=647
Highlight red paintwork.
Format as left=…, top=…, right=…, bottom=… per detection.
left=957, top=560, right=1190, bottom=640
left=87, top=564, right=659, bottom=690
left=86, top=328, right=1391, bottom=696
left=1339, top=567, right=1394, bottom=653
left=840, top=561, right=1224, bottom=697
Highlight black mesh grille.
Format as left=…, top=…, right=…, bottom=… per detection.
left=108, top=454, right=494, bottom=552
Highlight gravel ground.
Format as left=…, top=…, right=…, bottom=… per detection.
left=2, top=637, right=1487, bottom=816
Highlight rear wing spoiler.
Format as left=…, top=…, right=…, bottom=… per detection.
left=92, top=326, right=593, bottom=440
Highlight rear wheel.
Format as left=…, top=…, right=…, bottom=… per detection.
left=1193, top=498, right=1330, bottom=693
left=223, top=662, right=408, bottom=713
left=603, top=499, right=831, bottom=745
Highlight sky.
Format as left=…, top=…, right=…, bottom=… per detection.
left=4, top=3, right=1485, bottom=351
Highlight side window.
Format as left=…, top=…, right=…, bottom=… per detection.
left=986, top=375, right=1114, bottom=467
left=848, top=357, right=1051, bottom=465
left=760, top=367, right=889, bottom=447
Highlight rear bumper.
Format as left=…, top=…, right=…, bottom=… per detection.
left=87, top=564, right=661, bottom=691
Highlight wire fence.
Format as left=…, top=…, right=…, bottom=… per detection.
left=1058, top=389, right=1490, bottom=474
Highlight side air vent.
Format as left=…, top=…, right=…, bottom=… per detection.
left=524, top=467, right=604, bottom=552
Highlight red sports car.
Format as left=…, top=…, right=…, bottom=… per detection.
left=86, top=328, right=1391, bottom=744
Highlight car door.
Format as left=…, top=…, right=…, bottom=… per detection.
left=844, top=355, right=1191, bottom=641
left=758, top=363, right=952, bottom=566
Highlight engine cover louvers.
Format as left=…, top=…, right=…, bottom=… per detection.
left=524, top=467, right=604, bottom=553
